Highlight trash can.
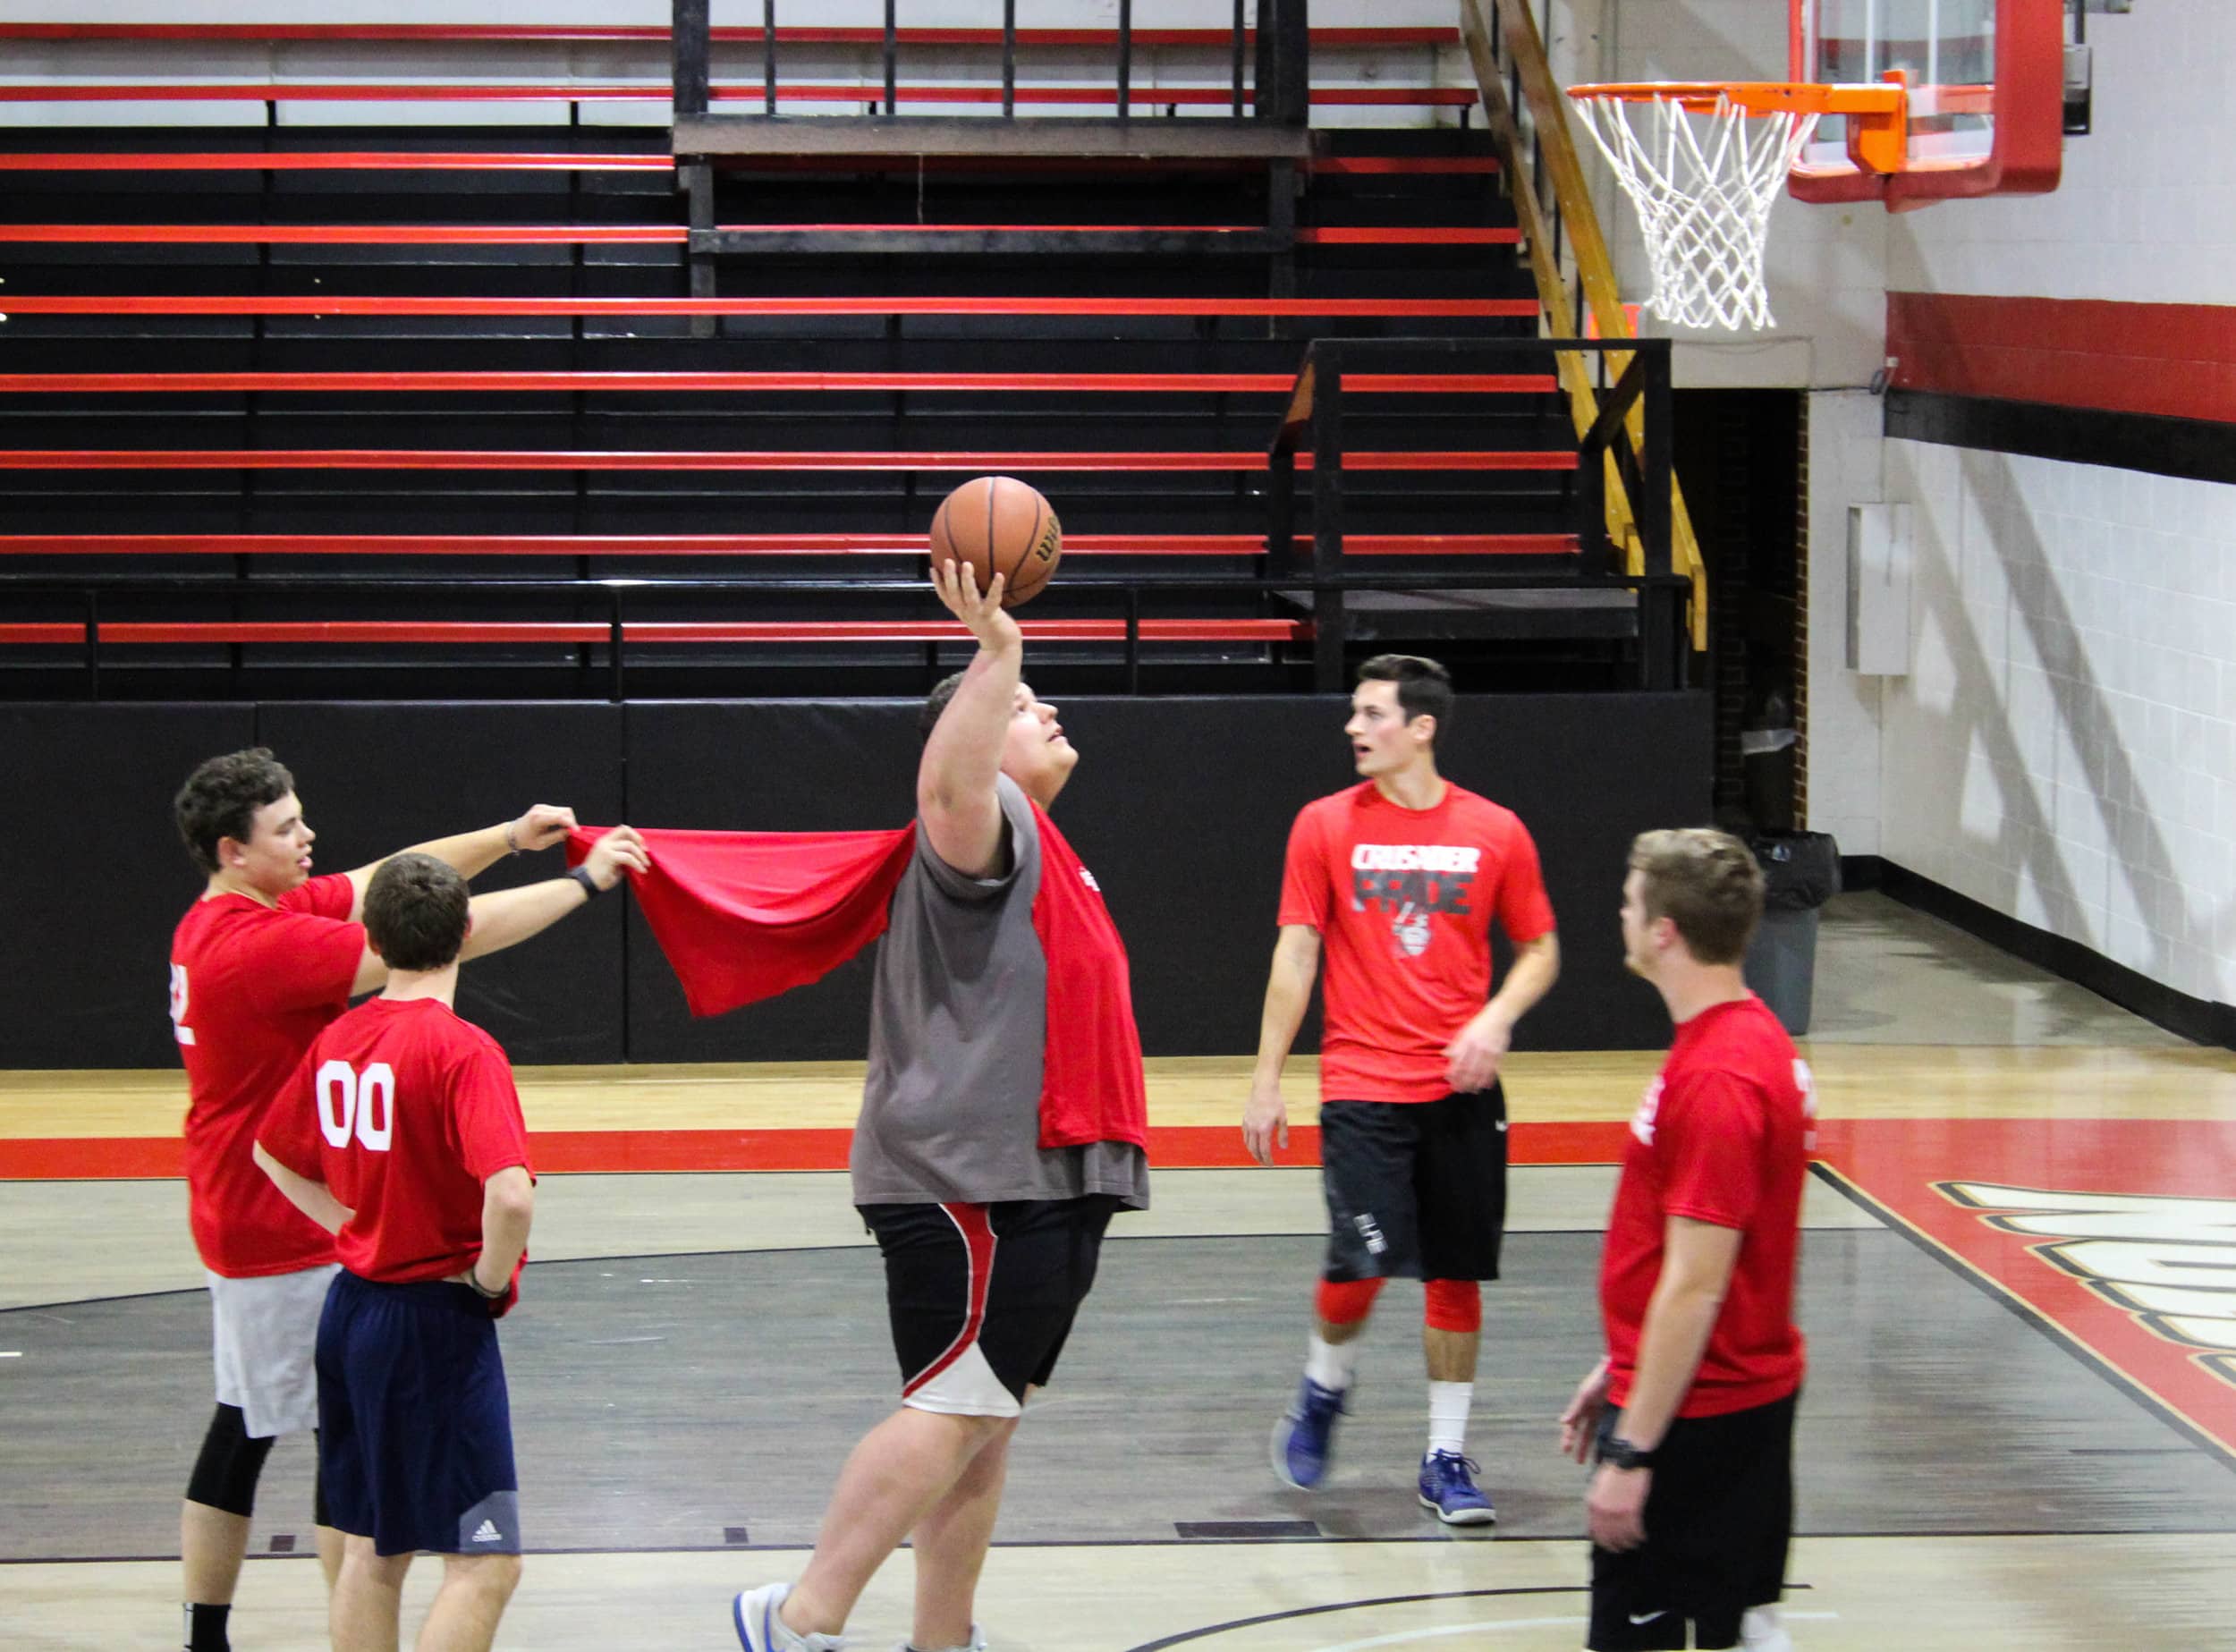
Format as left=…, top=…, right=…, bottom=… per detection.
left=1744, top=831, right=1840, bottom=1037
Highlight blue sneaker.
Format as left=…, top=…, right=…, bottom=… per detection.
left=1417, top=1450, right=1496, bottom=1525
left=733, top=1582, right=846, bottom=1651
left=1270, top=1376, right=1347, bottom=1489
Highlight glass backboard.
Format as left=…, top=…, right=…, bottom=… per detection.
left=1789, top=0, right=2063, bottom=207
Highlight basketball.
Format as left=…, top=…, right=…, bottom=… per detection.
left=927, top=475, right=1063, bottom=608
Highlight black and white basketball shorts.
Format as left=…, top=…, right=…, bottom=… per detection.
left=1318, top=1084, right=1509, bottom=1283
left=1588, top=1390, right=1799, bottom=1651
left=859, top=1195, right=1117, bottom=1419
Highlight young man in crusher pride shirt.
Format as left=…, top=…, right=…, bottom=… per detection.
left=166, top=748, right=647, bottom=1652
left=1243, top=655, right=1561, bottom=1523
left=254, top=853, right=538, bottom=1652
left=1559, top=828, right=1811, bottom=1652
left=732, top=557, right=1150, bottom=1652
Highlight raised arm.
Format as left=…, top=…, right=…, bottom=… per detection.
left=918, top=559, right=1022, bottom=879
left=454, top=826, right=649, bottom=963
left=342, top=804, right=580, bottom=919
left=1241, top=924, right=1322, bottom=1166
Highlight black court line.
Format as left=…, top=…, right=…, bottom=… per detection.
left=1808, top=1163, right=2236, bottom=1475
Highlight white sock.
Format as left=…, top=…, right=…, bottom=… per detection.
left=1427, top=1380, right=1471, bottom=1456
left=1740, top=1605, right=1792, bottom=1651
left=1305, top=1333, right=1359, bottom=1392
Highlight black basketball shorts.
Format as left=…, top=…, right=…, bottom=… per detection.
left=1318, top=1084, right=1509, bottom=1283
left=1588, top=1390, right=1799, bottom=1651
left=860, top=1195, right=1116, bottom=1419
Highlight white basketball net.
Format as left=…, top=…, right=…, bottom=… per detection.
left=1569, top=93, right=1820, bottom=332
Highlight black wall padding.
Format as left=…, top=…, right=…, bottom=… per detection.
left=1, top=704, right=258, bottom=1069
left=2, top=693, right=1710, bottom=1070
left=255, top=703, right=627, bottom=1065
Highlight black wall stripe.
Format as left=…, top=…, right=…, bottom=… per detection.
left=1885, top=390, right=2236, bottom=487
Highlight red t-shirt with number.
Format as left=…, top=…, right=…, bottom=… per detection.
left=1601, top=994, right=1811, bottom=1418
left=260, top=996, right=533, bottom=1299
left=170, top=876, right=362, bottom=1277
left=1278, top=782, right=1555, bottom=1103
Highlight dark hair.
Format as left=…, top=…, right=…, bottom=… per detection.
left=1357, top=654, right=1454, bottom=741
left=919, top=671, right=968, bottom=741
left=1628, top=828, right=1765, bottom=965
left=174, top=748, right=296, bottom=875
left=363, top=853, right=470, bottom=972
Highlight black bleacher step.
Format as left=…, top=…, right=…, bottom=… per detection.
left=1274, top=587, right=1638, bottom=643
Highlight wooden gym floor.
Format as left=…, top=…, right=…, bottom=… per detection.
left=2, top=892, right=2232, bottom=1649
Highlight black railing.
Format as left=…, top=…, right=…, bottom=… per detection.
left=671, top=0, right=1309, bottom=125
left=1266, top=336, right=1685, bottom=691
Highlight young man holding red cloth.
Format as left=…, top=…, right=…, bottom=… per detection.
left=1243, top=655, right=1561, bottom=1524
left=1559, top=828, right=1811, bottom=1652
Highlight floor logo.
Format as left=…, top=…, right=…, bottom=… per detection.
left=1936, top=1182, right=2236, bottom=1390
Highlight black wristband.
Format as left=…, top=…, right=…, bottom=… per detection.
left=465, top=1270, right=505, bottom=1300
left=567, top=865, right=606, bottom=900
left=1597, top=1436, right=1656, bottom=1471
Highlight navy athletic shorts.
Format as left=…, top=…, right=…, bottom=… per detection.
left=316, top=1269, right=521, bottom=1557
left=1318, top=1084, right=1509, bottom=1283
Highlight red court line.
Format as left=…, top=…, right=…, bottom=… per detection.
left=0, top=1120, right=1624, bottom=1180
left=0, top=151, right=675, bottom=173
left=0, top=530, right=1573, bottom=558
left=0, top=295, right=1535, bottom=318
left=0, top=371, right=1556, bottom=395
left=0, top=449, right=1576, bottom=473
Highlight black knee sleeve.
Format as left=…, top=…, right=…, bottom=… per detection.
left=312, top=1428, right=328, bottom=1529
left=185, top=1403, right=275, bottom=1518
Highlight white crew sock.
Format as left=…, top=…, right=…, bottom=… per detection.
left=1740, top=1605, right=1792, bottom=1651
left=1427, top=1380, right=1472, bottom=1456
left=1305, top=1333, right=1359, bottom=1392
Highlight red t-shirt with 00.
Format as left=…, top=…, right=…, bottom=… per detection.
left=1278, top=782, right=1556, bottom=1104
left=1601, top=994, right=1812, bottom=1419
left=171, top=874, right=362, bottom=1277
left=259, top=996, right=534, bottom=1300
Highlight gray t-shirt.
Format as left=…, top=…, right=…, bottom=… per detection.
left=851, top=774, right=1150, bottom=1209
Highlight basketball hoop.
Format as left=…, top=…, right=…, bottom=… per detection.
left=1565, top=80, right=1907, bottom=332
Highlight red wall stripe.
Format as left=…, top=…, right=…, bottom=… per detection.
left=1887, top=292, right=2236, bottom=426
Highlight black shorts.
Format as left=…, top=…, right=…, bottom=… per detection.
left=1318, top=1086, right=1508, bottom=1283
left=316, top=1270, right=521, bottom=1558
left=1588, top=1391, right=1798, bottom=1651
left=860, top=1195, right=1115, bottom=1419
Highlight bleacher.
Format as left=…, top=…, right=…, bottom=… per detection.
left=0, top=10, right=1692, bottom=702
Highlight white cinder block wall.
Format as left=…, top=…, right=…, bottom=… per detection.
left=1876, top=3, right=2236, bottom=1010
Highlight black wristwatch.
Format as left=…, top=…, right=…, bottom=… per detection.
left=567, top=865, right=606, bottom=900
left=1597, top=1436, right=1656, bottom=1471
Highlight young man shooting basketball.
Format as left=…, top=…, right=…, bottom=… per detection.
left=731, top=559, right=1149, bottom=1652
left=1243, top=655, right=1560, bottom=1523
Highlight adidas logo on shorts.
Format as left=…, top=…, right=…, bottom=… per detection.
left=470, top=1519, right=503, bottom=1545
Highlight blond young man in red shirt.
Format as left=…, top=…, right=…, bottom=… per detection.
left=1560, top=828, right=1811, bottom=1652
left=1243, top=655, right=1561, bottom=1523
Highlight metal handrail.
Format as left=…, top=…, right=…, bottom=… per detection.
left=1456, top=0, right=1709, bottom=652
